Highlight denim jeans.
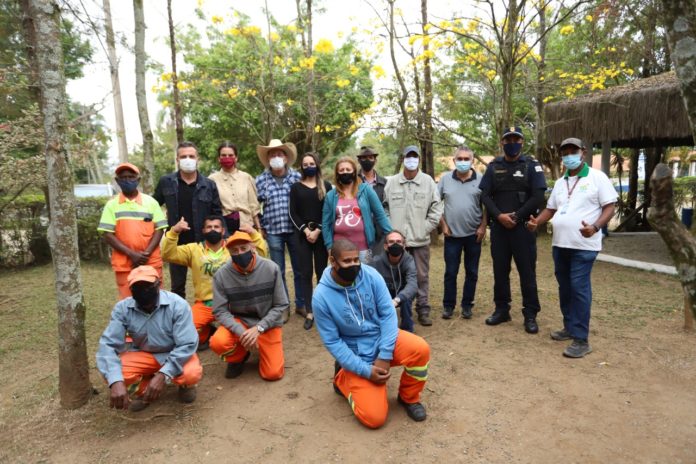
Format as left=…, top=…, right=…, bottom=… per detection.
left=267, top=232, right=305, bottom=308
left=398, top=297, right=414, bottom=333
left=443, top=235, right=481, bottom=310
left=552, top=246, right=599, bottom=341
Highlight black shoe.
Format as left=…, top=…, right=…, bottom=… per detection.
left=524, top=318, right=539, bottom=334
left=177, top=386, right=197, bottom=403
left=461, top=306, right=473, bottom=319
left=418, top=314, right=433, bottom=326
left=485, top=311, right=511, bottom=325
left=197, top=340, right=209, bottom=352
left=441, top=307, right=454, bottom=319
left=550, top=328, right=572, bottom=341
left=225, top=352, right=251, bottom=379
left=397, top=395, right=427, bottom=422
left=303, top=316, right=314, bottom=330
left=563, top=339, right=592, bottom=358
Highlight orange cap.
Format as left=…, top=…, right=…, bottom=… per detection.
left=127, top=265, right=159, bottom=286
left=225, top=230, right=253, bottom=248
left=115, top=162, right=140, bottom=175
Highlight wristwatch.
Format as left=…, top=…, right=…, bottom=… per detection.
left=592, top=223, right=600, bottom=232
left=257, top=325, right=265, bottom=334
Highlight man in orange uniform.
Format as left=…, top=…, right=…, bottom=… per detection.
left=96, top=265, right=202, bottom=412
left=98, top=163, right=167, bottom=299
left=313, top=239, right=430, bottom=429
left=210, top=231, right=288, bottom=380
left=162, top=217, right=268, bottom=348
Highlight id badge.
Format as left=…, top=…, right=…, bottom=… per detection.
left=559, top=203, right=569, bottom=215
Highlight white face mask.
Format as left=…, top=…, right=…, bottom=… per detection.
left=403, top=157, right=419, bottom=171
left=179, top=158, right=197, bottom=173
left=269, top=157, right=285, bottom=170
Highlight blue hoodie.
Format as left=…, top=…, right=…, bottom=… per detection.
left=312, top=264, right=399, bottom=379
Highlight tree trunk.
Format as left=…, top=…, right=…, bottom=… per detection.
left=167, top=0, right=184, bottom=144
left=297, top=0, right=317, bottom=153
left=648, top=163, right=696, bottom=329
left=628, top=148, right=639, bottom=211
left=133, top=0, right=154, bottom=193
left=498, top=0, right=521, bottom=134
left=103, top=0, right=128, bottom=163
left=420, top=0, right=434, bottom=178
left=642, top=146, right=662, bottom=227
left=28, top=0, right=92, bottom=409
left=387, top=0, right=410, bottom=170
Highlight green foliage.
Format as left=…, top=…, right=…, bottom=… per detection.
left=673, top=176, right=696, bottom=210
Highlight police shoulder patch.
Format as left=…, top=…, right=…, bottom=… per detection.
left=535, top=165, right=543, bottom=172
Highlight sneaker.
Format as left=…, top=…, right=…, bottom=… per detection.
left=225, top=352, right=251, bottom=379
left=441, top=307, right=454, bottom=320
left=461, top=306, right=473, bottom=319
left=397, top=395, right=427, bottom=422
left=563, top=339, right=592, bottom=358
left=128, top=397, right=150, bottom=412
left=418, top=314, right=433, bottom=326
left=550, top=328, right=572, bottom=341
left=177, top=386, right=197, bottom=403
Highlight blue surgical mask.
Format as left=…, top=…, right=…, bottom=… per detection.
left=116, top=179, right=139, bottom=194
left=562, top=153, right=583, bottom=170
left=455, top=161, right=471, bottom=173
left=303, top=166, right=318, bottom=177
left=503, top=142, right=522, bottom=158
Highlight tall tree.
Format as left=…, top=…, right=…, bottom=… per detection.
left=419, top=0, right=434, bottom=177
left=103, top=0, right=127, bottom=162
left=26, top=0, right=91, bottom=409
left=133, top=0, right=154, bottom=192
left=167, top=0, right=184, bottom=144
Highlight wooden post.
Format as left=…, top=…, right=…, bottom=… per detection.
left=601, top=140, right=611, bottom=176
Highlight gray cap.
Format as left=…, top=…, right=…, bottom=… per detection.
left=560, top=137, right=585, bottom=149
left=403, top=145, right=420, bottom=156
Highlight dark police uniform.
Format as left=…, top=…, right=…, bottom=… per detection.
left=479, top=153, right=546, bottom=320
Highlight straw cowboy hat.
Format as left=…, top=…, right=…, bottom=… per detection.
left=256, top=139, right=297, bottom=168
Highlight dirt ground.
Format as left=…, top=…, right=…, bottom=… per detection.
left=0, top=236, right=694, bottom=463
left=601, top=232, right=674, bottom=266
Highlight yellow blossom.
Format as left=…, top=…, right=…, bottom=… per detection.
left=246, top=89, right=257, bottom=96
left=559, top=25, right=574, bottom=35
left=161, top=72, right=173, bottom=82
left=227, top=87, right=239, bottom=98
left=211, top=15, right=223, bottom=24
left=270, top=32, right=280, bottom=42
left=176, top=81, right=189, bottom=91
left=372, top=65, right=386, bottom=79
left=299, top=56, right=317, bottom=69
left=211, top=78, right=221, bottom=86
left=336, top=78, right=350, bottom=88
left=224, top=28, right=241, bottom=36
left=585, top=15, right=593, bottom=22
left=161, top=100, right=170, bottom=108
left=286, top=98, right=294, bottom=106
left=273, top=56, right=284, bottom=65
left=290, top=66, right=301, bottom=72
left=543, top=96, right=553, bottom=103
left=350, top=65, right=360, bottom=76
left=314, top=38, right=335, bottom=54
left=314, top=125, right=322, bottom=133
left=242, top=26, right=261, bottom=36
left=337, top=31, right=344, bottom=39
left=287, top=24, right=298, bottom=33
left=485, top=69, right=496, bottom=81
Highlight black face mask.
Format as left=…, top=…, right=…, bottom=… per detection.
left=232, top=250, right=253, bottom=268
left=387, top=243, right=404, bottom=257
left=335, top=263, right=361, bottom=283
left=116, top=179, right=139, bottom=194
left=203, top=230, right=223, bottom=245
left=358, top=159, right=375, bottom=172
left=131, top=283, right=159, bottom=309
left=337, top=172, right=356, bottom=185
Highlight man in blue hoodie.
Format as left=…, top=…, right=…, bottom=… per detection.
left=313, top=239, right=431, bottom=429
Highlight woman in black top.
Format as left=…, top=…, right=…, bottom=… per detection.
left=290, top=152, right=333, bottom=330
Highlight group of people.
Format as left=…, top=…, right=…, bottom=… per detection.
left=95, top=126, right=617, bottom=428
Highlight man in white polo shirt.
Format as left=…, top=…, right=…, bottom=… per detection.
left=526, top=138, right=617, bottom=358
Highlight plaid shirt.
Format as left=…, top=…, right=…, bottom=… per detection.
left=256, top=168, right=301, bottom=235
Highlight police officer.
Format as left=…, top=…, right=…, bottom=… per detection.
left=479, top=127, right=546, bottom=334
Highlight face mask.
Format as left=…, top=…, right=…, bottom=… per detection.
left=338, top=172, right=355, bottom=185
left=203, top=230, right=222, bottom=245
left=455, top=161, right=472, bottom=173
left=232, top=250, right=253, bottom=268
left=503, top=142, right=522, bottom=158
left=116, top=179, right=139, bottom=194
left=303, top=166, right=318, bottom=177
left=387, top=243, right=404, bottom=257
left=403, top=157, right=419, bottom=171
left=269, top=157, right=285, bottom=170
left=358, top=158, right=375, bottom=172
left=179, top=158, right=197, bottom=173
left=220, top=157, right=236, bottom=169
left=562, top=153, right=583, bottom=170
left=131, top=283, right=159, bottom=309
left=336, top=263, right=361, bottom=283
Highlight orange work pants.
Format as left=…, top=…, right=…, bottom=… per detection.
left=192, top=301, right=215, bottom=343
left=209, top=319, right=284, bottom=381
left=119, top=351, right=202, bottom=396
left=334, top=329, right=430, bottom=429
left=115, top=266, right=163, bottom=300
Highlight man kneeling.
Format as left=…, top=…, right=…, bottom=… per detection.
left=210, top=230, right=288, bottom=380
left=96, top=265, right=202, bottom=412
left=313, top=239, right=430, bottom=428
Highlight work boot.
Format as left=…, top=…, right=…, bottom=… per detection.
left=485, top=310, right=511, bottom=325
left=418, top=314, right=433, bottom=326
left=128, top=397, right=150, bottom=412
left=550, top=328, right=572, bottom=341
left=563, top=339, right=592, bottom=358
left=441, top=307, right=454, bottom=320
left=524, top=317, right=539, bottom=334
left=397, top=395, right=427, bottom=422
left=177, top=386, right=197, bottom=404
left=461, top=306, right=473, bottom=319
left=225, top=352, right=251, bottom=379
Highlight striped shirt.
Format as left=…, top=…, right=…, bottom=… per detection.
left=97, top=192, right=167, bottom=271
left=255, top=168, right=301, bottom=235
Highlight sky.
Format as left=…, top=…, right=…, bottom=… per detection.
left=66, top=0, right=464, bottom=169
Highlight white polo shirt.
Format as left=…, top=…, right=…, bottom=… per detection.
left=547, top=164, right=618, bottom=251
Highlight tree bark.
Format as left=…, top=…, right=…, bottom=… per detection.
left=167, top=0, right=184, bottom=144
left=647, top=163, right=696, bottom=329
left=103, top=0, right=128, bottom=163
left=420, top=0, right=434, bottom=178
left=133, top=0, right=154, bottom=193
left=498, top=0, right=521, bottom=134
left=628, top=148, right=639, bottom=211
left=296, top=0, right=317, bottom=153
left=28, top=0, right=92, bottom=409
left=387, top=0, right=410, bottom=167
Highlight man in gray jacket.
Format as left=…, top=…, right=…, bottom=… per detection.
left=368, top=230, right=418, bottom=332
left=383, top=145, right=444, bottom=326
left=210, top=230, right=289, bottom=380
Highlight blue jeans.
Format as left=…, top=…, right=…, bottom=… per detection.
left=552, top=247, right=599, bottom=341
left=267, top=232, right=305, bottom=308
left=398, top=297, right=414, bottom=333
left=443, top=235, right=481, bottom=310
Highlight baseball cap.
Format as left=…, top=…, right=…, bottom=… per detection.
left=127, top=265, right=159, bottom=286
left=403, top=145, right=420, bottom=156
left=501, top=126, right=524, bottom=139
left=560, top=137, right=585, bottom=149
left=358, top=146, right=379, bottom=157
left=115, top=162, right=140, bottom=176
left=226, top=230, right=253, bottom=248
